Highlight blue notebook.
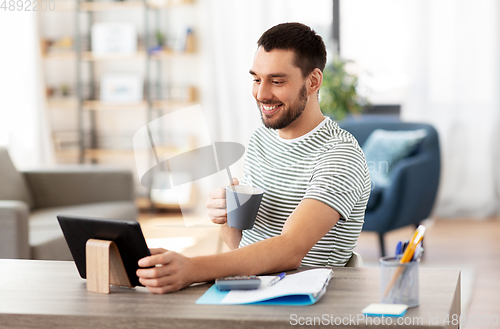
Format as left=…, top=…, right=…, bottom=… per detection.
left=196, top=268, right=333, bottom=306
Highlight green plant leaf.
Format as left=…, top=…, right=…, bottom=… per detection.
left=319, top=58, right=369, bottom=120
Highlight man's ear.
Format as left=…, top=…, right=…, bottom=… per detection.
left=307, top=68, right=323, bottom=96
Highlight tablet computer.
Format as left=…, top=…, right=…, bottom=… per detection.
left=57, top=214, right=151, bottom=287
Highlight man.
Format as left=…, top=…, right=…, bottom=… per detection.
left=137, top=23, right=370, bottom=294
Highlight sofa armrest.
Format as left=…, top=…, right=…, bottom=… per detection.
left=0, top=201, right=30, bottom=259
left=23, top=167, right=135, bottom=209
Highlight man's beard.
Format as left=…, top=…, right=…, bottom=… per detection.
left=258, top=84, right=308, bottom=130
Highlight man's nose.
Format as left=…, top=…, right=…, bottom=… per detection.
left=256, top=81, right=273, bottom=101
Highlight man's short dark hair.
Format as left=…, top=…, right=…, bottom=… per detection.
left=257, top=22, right=327, bottom=78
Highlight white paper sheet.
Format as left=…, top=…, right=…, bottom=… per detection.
left=220, top=268, right=333, bottom=304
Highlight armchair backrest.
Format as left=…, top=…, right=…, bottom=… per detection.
left=340, top=118, right=441, bottom=229
left=0, top=148, right=34, bottom=208
left=339, top=120, right=440, bottom=179
left=340, top=120, right=437, bottom=151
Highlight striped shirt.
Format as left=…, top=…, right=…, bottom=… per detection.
left=239, top=117, right=371, bottom=267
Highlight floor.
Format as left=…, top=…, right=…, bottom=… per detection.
left=139, top=213, right=500, bottom=329
left=354, top=219, right=500, bottom=329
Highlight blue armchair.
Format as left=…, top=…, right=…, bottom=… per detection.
left=340, top=117, right=441, bottom=256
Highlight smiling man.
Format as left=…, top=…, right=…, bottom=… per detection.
left=136, top=23, right=371, bottom=294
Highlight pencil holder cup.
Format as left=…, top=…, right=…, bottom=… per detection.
left=379, top=256, right=419, bottom=308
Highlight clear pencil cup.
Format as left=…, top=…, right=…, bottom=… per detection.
left=379, top=256, right=419, bottom=308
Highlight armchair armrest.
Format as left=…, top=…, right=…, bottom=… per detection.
left=0, top=201, right=30, bottom=259
left=23, top=166, right=135, bottom=209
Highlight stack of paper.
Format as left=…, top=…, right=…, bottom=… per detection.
left=196, top=268, right=334, bottom=306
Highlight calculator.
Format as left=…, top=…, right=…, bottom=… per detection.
left=215, top=276, right=261, bottom=291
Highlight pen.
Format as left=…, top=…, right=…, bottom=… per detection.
left=412, top=245, right=424, bottom=261
left=402, top=240, right=409, bottom=253
left=268, top=272, right=286, bottom=286
left=395, top=241, right=403, bottom=257
left=384, top=225, right=426, bottom=297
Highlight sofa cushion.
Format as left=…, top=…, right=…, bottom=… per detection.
left=0, top=148, right=34, bottom=208
left=29, top=201, right=137, bottom=260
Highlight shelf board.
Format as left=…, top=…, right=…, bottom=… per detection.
left=42, top=0, right=196, bottom=12
left=81, top=51, right=147, bottom=61
left=77, top=0, right=195, bottom=11
left=83, top=100, right=148, bottom=111
left=85, top=145, right=185, bottom=159
left=84, top=147, right=180, bottom=160
left=47, top=97, right=78, bottom=109
left=79, top=1, right=145, bottom=11
left=148, top=0, right=195, bottom=9
left=54, top=149, right=80, bottom=163
left=43, top=50, right=196, bottom=61
left=150, top=51, right=197, bottom=60
left=43, top=52, right=76, bottom=60
left=51, top=1, right=77, bottom=11
left=47, top=99, right=196, bottom=110
left=58, top=148, right=176, bottom=161
left=85, top=149, right=136, bottom=158
left=152, top=100, right=197, bottom=109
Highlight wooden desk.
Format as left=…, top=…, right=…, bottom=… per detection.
left=0, top=260, right=460, bottom=329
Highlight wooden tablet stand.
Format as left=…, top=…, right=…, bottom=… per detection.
left=85, top=239, right=132, bottom=294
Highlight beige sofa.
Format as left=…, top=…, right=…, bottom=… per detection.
left=0, top=148, right=137, bottom=260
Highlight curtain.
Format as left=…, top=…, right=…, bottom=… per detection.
left=402, top=0, right=500, bottom=217
left=341, top=0, right=500, bottom=218
left=0, top=12, right=55, bottom=168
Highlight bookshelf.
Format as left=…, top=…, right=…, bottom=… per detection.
left=40, top=0, right=200, bottom=208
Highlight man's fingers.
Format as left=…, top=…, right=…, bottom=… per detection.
left=138, top=255, right=157, bottom=268
left=150, top=248, right=168, bottom=255
left=207, top=198, right=226, bottom=209
left=206, top=180, right=238, bottom=222
left=207, top=178, right=239, bottom=201
left=139, top=275, right=182, bottom=294
left=137, top=267, right=166, bottom=280
left=137, top=260, right=177, bottom=279
left=138, top=251, right=173, bottom=268
left=207, top=208, right=227, bottom=219
left=138, top=273, right=174, bottom=287
left=145, top=284, right=177, bottom=294
left=211, top=217, right=227, bottom=225
left=208, top=187, right=225, bottom=199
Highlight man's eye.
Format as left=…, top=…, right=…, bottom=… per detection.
left=272, top=81, right=284, bottom=85
left=253, top=79, right=261, bottom=84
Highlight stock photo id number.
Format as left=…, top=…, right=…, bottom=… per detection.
left=1, top=0, right=55, bottom=11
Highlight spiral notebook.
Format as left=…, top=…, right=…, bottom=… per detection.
left=195, top=268, right=334, bottom=306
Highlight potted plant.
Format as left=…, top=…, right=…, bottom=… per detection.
left=319, top=58, right=369, bottom=120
